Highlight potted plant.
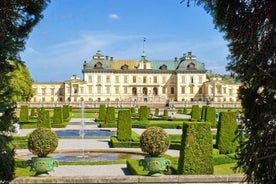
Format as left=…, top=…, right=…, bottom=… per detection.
left=27, top=127, right=59, bottom=176
left=139, top=126, right=171, bottom=176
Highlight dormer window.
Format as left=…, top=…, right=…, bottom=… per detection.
left=187, top=63, right=195, bottom=70
left=159, top=64, right=167, bottom=70
left=94, top=62, right=103, bottom=69
left=121, top=64, right=129, bottom=70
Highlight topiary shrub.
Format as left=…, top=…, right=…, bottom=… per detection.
left=191, top=105, right=201, bottom=120
left=205, top=106, right=216, bottom=128
left=130, top=107, right=136, bottom=114
left=37, top=110, right=50, bottom=128
left=105, top=106, right=115, bottom=124
left=178, top=122, right=213, bottom=174
left=139, top=106, right=149, bottom=122
left=98, top=104, right=106, bottom=121
left=163, top=109, right=169, bottom=119
left=140, top=126, right=170, bottom=157
left=62, top=105, right=70, bottom=121
left=27, top=127, right=58, bottom=157
left=19, top=105, right=29, bottom=122
left=53, top=107, right=63, bottom=125
left=216, top=112, right=238, bottom=154
left=117, top=110, right=132, bottom=141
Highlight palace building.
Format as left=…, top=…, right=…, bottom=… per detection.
left=29, top=51, right=240, bottom=108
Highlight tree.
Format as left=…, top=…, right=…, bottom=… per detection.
left=182, top=0, right=275, bottom=182
left=0, top=1, right=50, bottom=182
left=8, top=61, right=34, bottom=102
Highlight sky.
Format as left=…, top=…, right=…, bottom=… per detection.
left=21, top=0, right=230, bottom=82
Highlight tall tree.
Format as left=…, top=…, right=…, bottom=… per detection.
left=0, top=0, right=49, bottom=182
left=182, top=0, right=275, bottom=183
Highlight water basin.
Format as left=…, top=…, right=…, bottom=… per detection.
left=55, top=129, right=116, bottom=138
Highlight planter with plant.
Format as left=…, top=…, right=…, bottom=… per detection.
left=27, top=127, right=59, bottom=176
left=139, top=126, right=171, bottom=176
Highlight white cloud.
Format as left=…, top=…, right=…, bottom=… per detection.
left=108, top=14, right=119, bottom=20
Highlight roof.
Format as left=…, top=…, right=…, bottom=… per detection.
left=83, top=51, right=207, bottom=73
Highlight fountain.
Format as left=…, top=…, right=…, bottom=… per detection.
left=79, top=101, right=87, bottom=158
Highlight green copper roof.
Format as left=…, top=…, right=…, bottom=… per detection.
left=83, top=51, right=206, bottom=72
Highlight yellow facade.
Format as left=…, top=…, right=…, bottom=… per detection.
left=29, top=51, right=241, bottom=108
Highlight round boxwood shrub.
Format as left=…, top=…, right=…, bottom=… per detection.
left=140, top=126, right=170, bottom=157
left=27, top=127, right=58, bottom=157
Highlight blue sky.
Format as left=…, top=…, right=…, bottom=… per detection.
left=21, top=0, right=230, bottom=82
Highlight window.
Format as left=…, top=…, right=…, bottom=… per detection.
left=181, top=76, right=185, bottom=83
left=170, top=87, right=174, bottom=94
left=51, top=88, right=54, bottom=95
left=42, top=88, right=46, bottom=95
left=88, top=86, right=92, bottom=93
left=190, top=76, right=194, bottom=84
left=133, top=76, right=136, bottom=83
left=80, top=87, right=84, bottom=93
left=199, top=76, right=202, bottom=83
left=162, top=87, right=166, bottom=94
left=190, top=86, right=194, bottom=94
left=154, top=76, right=157, bottom=83
left=144, top=64, right=146, bottom=69
left=124, top=87, right=127, bottom=94
left=97, top=86, right=101, bottom=93
left=58, top=88, right=63, bottom=95
left=143, top=76, right=147, bottom=83
left=106, top=86, right=110, bottom=94
left=115, top=87, right=119, bottom=94
left=115, top=76, right=119, bottom=83
left=124, top=76, right=128, bottom=83
left=88, top=76, right=92, bottom=83
left=106, top=76, right=110, bottom=83
left=162, top=76, right=166, bottom=83
left=97, top=76, right=101, bottom=83
left=170, top=76, right=174, bottom=83
left=181, top=86, right=185, bottom=94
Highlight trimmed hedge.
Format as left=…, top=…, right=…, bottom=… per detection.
left=216, top=112, right=238, bottom=154
left=19, top=105, right=29, bottom=122
left=206, top=106, right=216, bottom=127
left=117, top=110, right=132, bottom=141
left=138, top=106, right=149, bottom=121
left=53, top=107, right=64, bottom=125
left=163, top=109, right=169, bottom=118
left=201, top=106, right=207, bottom=121
left=37, top=110, right=50, bottom=128
left=105, top=106, right=116, bottom=124
left=178, top=122, right=213, bottom=174
left=62, top=105, right=70, bottom=121
left=98, top=104, right=106, bottom=121
left=191, top=105, right=201, bottom=120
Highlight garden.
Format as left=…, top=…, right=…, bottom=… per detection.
left=12, top=104, right=243, bottom=177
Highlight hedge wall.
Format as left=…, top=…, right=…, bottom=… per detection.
left=191, top=105, right=201, bottom=120
left=216, top=112, right=238, bottom=154
left=37, top=110, right=50, bottom=128
left=154, top=108, right=159, bottom=116
left=53, top=107, right=64, bottom=125
left=19, top=105, right=29, bottom=122
left=98, top=104, right=106, bottom=121
left=138, top=106, right=149, bottom=121
left=178, top=122, right=213, bottom=174
left=206, top=106, right=216, bottom=127
left=62, top=105, right=70, bottom=120
left=105, top=106, right=116, bottom=124
left=117, top=110, right=132, bottom=141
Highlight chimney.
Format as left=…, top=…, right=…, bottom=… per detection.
left=110, top=57, right=113, bottom=61
left=105, top=56, right=109, bottom=60
left=174, top=57, right=178, bottom=62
